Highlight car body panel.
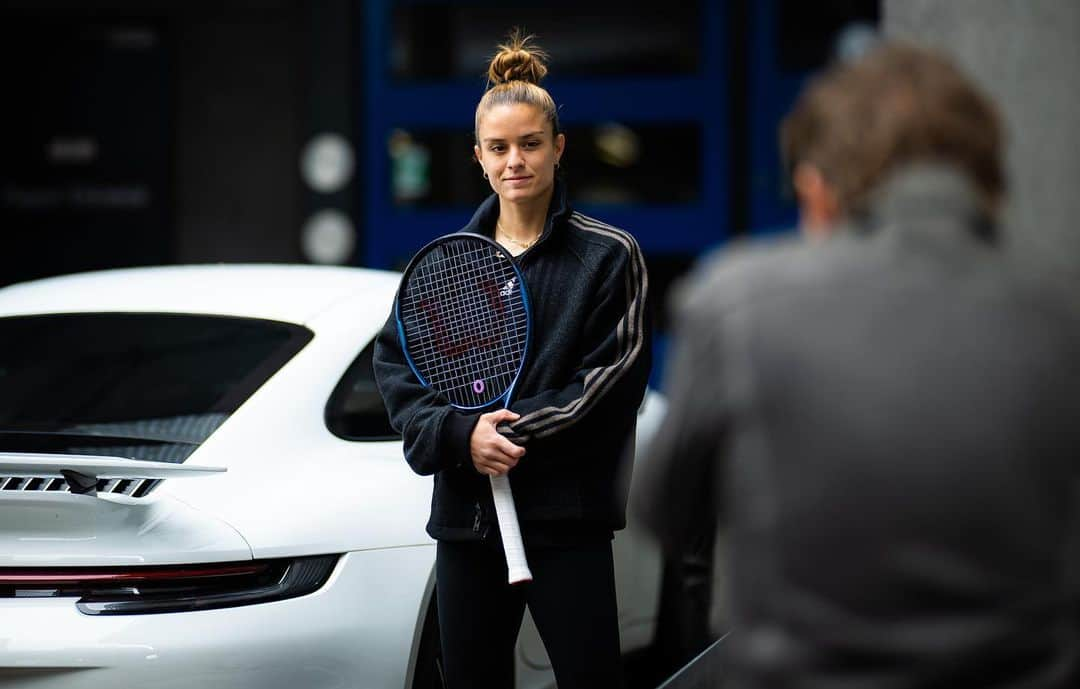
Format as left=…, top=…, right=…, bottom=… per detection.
left=0, top=265, right=400, bottom=325
left=618, top=392, right=669, bottom=648
left=157, top=288, right=436, bottom=558
left=0, top=492, right=252, bottom=566
left=0, top=547, right=434, bottom=688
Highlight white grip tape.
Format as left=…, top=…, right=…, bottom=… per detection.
left=489, top=474, right=533, bottom=584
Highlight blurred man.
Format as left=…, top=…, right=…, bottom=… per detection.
left=638, top=43, right=1080, bottom=688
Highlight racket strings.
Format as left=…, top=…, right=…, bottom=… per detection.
left=411, top=256, right=523, bottom=404
left=401, top=240, right=528, bottom=408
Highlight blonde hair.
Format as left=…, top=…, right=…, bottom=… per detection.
left=474, top=29, right=560, bottom=142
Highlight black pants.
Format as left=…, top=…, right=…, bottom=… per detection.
left=436, top=538, right=624, bottom=689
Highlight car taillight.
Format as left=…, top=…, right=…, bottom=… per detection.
left=0, top=555, right=338, bottom=615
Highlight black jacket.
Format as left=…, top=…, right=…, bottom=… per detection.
left=374, top=180, right=651, bottom=543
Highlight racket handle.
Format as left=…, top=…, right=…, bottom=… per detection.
left=489, top=474, right=533, bottom=584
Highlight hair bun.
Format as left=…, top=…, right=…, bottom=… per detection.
left=487, top=30, right=549, bottom=86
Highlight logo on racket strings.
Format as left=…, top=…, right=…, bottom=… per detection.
left=500, top=278, right=516, bottom=298
left=472, top=380, right=485, bottom=395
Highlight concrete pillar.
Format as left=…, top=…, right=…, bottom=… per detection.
left=884, top=0, right=1080, bottom=279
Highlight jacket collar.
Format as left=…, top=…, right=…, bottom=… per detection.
left=462, top=177, right=573, bottom=250
left=853, top=163, right=998, bottom=244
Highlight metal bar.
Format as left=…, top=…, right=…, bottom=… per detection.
left=655, top=636, right=726, bottom=689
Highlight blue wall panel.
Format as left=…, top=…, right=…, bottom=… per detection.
left=359, top=0, right=730, bottom=269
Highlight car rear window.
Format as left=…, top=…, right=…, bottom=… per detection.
left=0, top=313, right=312, bottom=464
left=325, top=338, right=398, bottom=441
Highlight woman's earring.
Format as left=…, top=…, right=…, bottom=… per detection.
left=554, top=161, right=560, bottom=169
left=482, top=170, right=489, bottom=179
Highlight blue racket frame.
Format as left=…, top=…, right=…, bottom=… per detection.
left=394, top=232, right=533, bottom=412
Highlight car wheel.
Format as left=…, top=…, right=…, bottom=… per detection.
left=412, top=593, right=447, bottom=689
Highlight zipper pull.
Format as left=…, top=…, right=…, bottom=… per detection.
left=473, top=502, right=482, bottom=533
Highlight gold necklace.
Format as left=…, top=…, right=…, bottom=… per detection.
left=496, top=220, right=538, bottom=250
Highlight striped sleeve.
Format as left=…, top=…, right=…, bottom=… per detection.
left=500, top=212, right=650, bottom=444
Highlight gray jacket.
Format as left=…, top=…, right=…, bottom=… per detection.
left=638, top=165, right=1080, bottom=688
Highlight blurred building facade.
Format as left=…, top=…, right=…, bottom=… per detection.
left=10, top=0, right=1076, bottom=311
left=0, top=0, right=878, bottom=310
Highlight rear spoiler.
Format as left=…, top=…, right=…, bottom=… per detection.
left=0, top=452, right=226, bottom=497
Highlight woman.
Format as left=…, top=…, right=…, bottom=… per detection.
left=374, top=31, right=650, bottom=689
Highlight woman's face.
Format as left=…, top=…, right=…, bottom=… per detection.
left=475, top=103, right=565, bottom=205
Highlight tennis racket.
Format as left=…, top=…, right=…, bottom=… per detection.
left=395, top=233, right=533, bottom=584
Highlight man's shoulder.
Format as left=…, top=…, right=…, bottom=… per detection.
left=673, top=233, right=844, bottom=320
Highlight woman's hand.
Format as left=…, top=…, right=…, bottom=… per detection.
left=470, top=409, right=525, bottom=476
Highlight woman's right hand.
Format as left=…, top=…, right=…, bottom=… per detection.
left=470, top=409, right=525, bottom=476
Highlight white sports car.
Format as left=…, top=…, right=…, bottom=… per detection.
left=0, top=265, right=668, bottom=689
